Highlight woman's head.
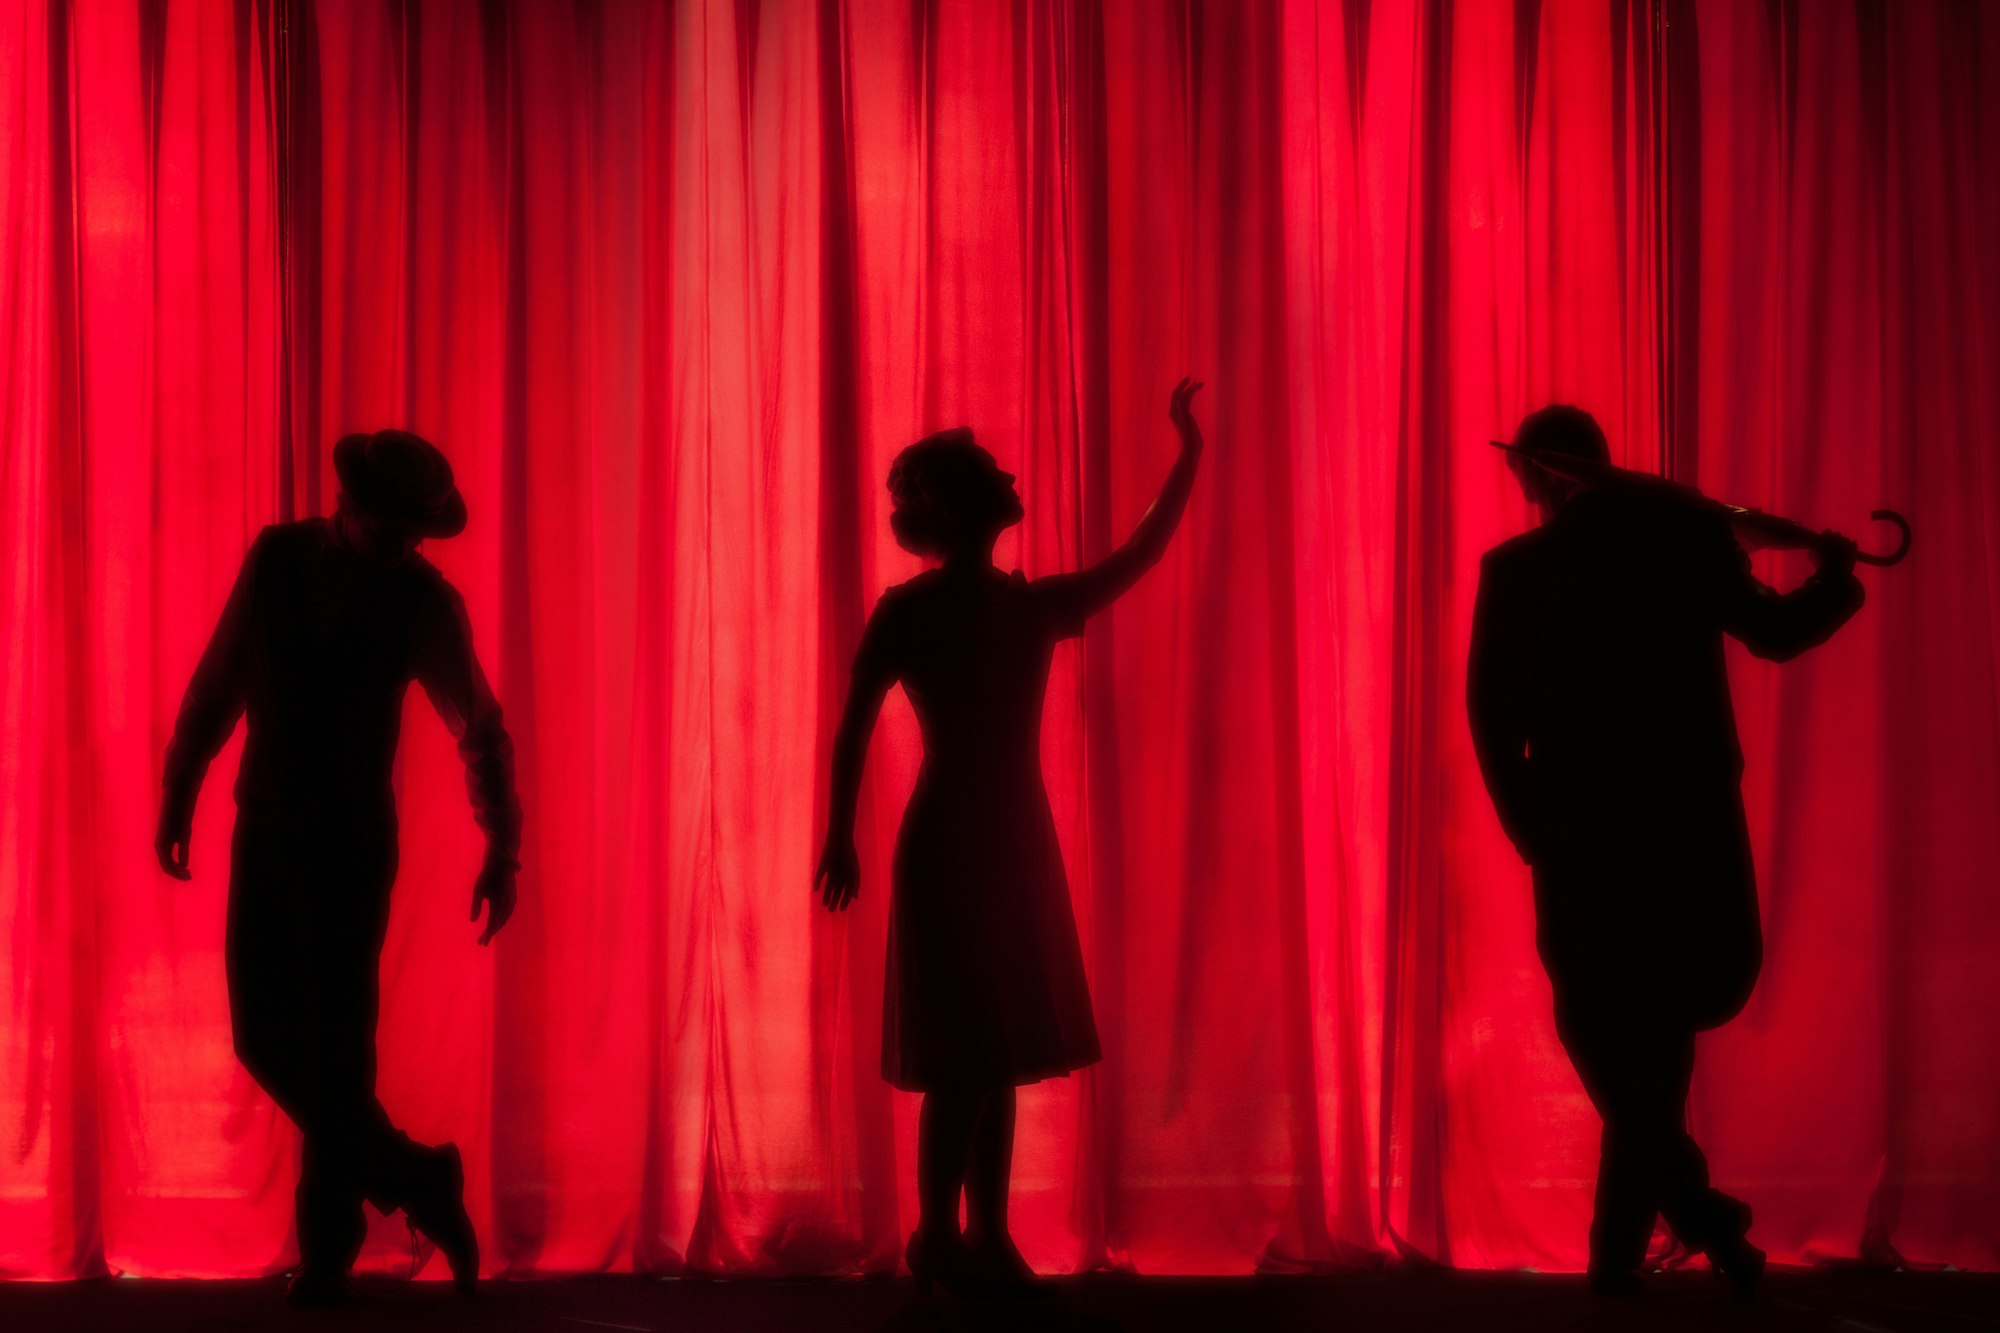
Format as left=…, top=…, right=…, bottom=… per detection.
left=887, top=428, right=1025, bottom=557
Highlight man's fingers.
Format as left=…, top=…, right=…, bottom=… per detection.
left=479, top=898, right=513, bottom=946
left=158, top=836, right=192, bottom=881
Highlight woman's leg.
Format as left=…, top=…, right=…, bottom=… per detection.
left=916, top=1086, right=983, bottom=1239
left=963, top=1083, right=1015, bottom=1245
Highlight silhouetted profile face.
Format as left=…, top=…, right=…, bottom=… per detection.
left=1509, top=404, right=1610, bottom=522
left=333, top=495, right=423, bottom=564
left=887, top=429, right=1026, bottom=559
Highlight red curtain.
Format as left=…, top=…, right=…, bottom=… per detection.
left=3, top=0, right=1996, bottom=1280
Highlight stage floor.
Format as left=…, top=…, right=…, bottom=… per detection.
left=0, top=1269, right=1994, bottom=1332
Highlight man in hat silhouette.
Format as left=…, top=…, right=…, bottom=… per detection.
left=1467, top=406, right=1865, bottom=1299
left=157, top=430, right=519, bottom=1305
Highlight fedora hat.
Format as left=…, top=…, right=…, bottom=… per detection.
left=332, top=430, right=467, bottom=538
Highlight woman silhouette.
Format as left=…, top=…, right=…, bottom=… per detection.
left=817, top=378, right=1205, bottom=1289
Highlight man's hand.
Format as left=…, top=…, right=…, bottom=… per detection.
left=815, top=833, right=861, bottom=912
left=471, top=858, right=518, bottom=945
left=156, top=814, right=193, bottom=881
left=1814, top=530, right=1859, bottom=581
left=1169, top=375, right=1205, bottom=454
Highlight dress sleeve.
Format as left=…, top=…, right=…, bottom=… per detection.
left=850, top=588, right=906, bottom=688
left=415, top=583, right=523, bottom=867
left=161, top=529, right=268, bottom=830
left=1027, top=572, right=1091, bottom=642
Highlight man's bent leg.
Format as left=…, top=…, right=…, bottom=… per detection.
left=1555, top=992, right=1674, bottom=1280
left=1649, top=1032, right=1755, bottom=1259
left=227, top=837, right=401, bottom=1286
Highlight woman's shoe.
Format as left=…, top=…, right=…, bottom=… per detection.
left=964, top=1230, right=1042, bottom=1289
left=905, top=1228, right=972, bottom=1296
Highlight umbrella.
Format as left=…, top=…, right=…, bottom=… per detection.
left=1489, top=440, right=1912, bottom=567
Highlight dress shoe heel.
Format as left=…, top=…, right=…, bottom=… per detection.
left=906, top=1229, right=969, bottom=1296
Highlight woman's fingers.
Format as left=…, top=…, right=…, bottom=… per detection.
left=1170, top=375, right=1203, bottom=417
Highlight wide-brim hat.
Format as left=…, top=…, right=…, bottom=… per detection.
left=332, top=429, right=467, bottom=538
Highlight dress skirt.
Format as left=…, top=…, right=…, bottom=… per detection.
left=882, top=771, right=1101, bottom=1092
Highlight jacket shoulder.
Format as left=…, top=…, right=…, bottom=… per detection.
left=244, top=518, right=328, bottom=568
left=405, top=551, right=467, bottom=609
left=254, top=517, right=324, bottom=547
left=1480, top=527, right=1553, bottom=577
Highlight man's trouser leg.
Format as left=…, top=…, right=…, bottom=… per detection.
left=1556, top=999, right=1748, bottom=1271
left=228, top=825, right=426, bottom=1273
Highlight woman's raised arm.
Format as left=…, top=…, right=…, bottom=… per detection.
left=1036, top=377, right=1204, bottom=628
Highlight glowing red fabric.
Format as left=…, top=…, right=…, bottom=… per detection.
left=2, top=0, right=1995, bottom=1280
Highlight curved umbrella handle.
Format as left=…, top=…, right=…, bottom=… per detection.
left=1856, top=509, right=1912, bottom=567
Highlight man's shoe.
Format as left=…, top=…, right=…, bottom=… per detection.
left=1587, top=1266, right=1643, bottom=1298
left=404, top=1143, right=480, bottom=1297
left=1708, top=1236, right=1766, bottom=1301
left=284, top=1265, right=350, bottom=1307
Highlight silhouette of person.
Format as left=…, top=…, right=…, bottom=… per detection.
left=816, top=378, right=1206, bottom=1292
left=1467, top=406, right=1865, bottom=1298
left=155, top=430, right=519, bottom=1306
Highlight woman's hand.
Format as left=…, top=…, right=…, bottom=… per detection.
left=816, top=832, right=861, bottom=911
left=1169, top=375, right=1205, bottom=454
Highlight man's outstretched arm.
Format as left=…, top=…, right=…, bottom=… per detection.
left=417, top=586, right=523, bottom=944
left=158, top=531, right=266, bottom=879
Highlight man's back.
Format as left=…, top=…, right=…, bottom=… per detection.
left=1475, top=487, right=1748, bottom=831
left=1469, top=479, right=1865, bottom=1023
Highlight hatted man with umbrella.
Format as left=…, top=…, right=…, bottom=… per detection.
left=156, top=430, right=520, bottom=1305
left=1467, top=406, right=1866, bottom=1298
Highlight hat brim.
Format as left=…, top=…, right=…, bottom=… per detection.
left=333, top=433, right=468, bottom=538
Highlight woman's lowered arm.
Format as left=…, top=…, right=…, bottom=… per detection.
left=816, top=602, right=897, bottom=912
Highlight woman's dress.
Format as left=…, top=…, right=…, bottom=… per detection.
left=854, top=568, right=1101, bottom=1091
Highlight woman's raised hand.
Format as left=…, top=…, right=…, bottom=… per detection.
left=1169, top=376, right=1205, bottom=453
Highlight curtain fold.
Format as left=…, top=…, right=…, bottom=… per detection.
left=2, top=0, right=1994, bottom=1279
